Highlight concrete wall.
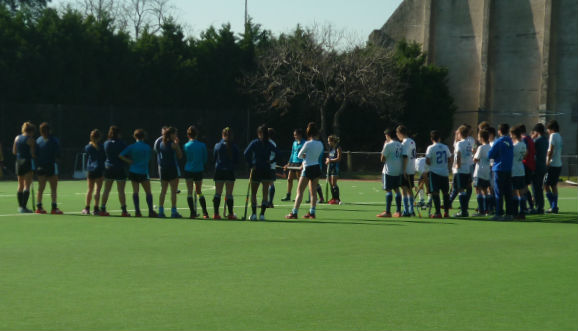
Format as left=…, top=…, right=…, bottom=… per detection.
left=370, top=0, right=578, bottom=155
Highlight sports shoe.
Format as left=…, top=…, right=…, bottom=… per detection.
left=202, top=214, right=209, bottom=219
left=259, top=214, right=266, bottom=221
left=135, top=211, right=143, bottom=217
left=514, top=214, right=526, bottom=220
left=327, top=199, right=336, bottom=205
left=502, top=215, right=514, bottom=221
left=121, top=211, right=131, bottom=217
left=148, top=210, right=158, bottom=218
left=227, top=214, right=238, bottom=220
left=285, top=213, right=297, bottom=219
left=213, top=214, right=222, bottom=220
left=430, top=213, right=442, bottom=219
left=81, top=208, right=90, bottom=215
left=19, top=207, right=33, bottom=213
left=303, top=212, right=316, bottom=219
left=546, top=207, right=559, bottom=214
left=402, top=211, right=411, bottom=217
left=157, top=213, right=166, bottom=218
left=99, top=210, right=110, bottom=216
left=92, top=210, right=100, bottom=216
left=453, top=211, right=469, bottom=218
left=472, top=212, right=485, bottom=217
left=267, top=202, right=274, bottom=208
left=443, top=211, right=450, bottom=218
left=377, top=211, right=392, bottom=218
left=35, top=208, right=47, bottom=214
left=319, top=199, right=325, bottom=204
left=281, top=195, right=291, bottom=201
left=189, top=213, right=197, bottom=219
left=50, top=208, right=63, bottom=215
left=490, top=215, right=503, bottom=221
left=393, top=212, right=402, bottom=218
left=249, top=214, right=257, bottom=221
left=171, top=212, right=183, bottom=219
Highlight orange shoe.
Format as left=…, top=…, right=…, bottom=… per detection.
left=121, top=211, right=131, bottom=217
left=285, top=213, right=298, bottom=219
left=393, top=212, right=402, bottom=218
left=377, top=211, right=392, bottom=218
left=303, top=212, right=316, bottom=219
left=213, top=214, right=222, bottom=220
left=227, top=214, right=238, bottom=220
left=50, top=208, right=63, bottom=215
left=35, top=208, right=47, bottom=214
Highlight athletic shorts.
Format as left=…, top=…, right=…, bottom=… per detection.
left=473, top=177, right=490, bottom=189
left=269, top=169, right=276, bottom=182
left=382, top=174, right=401, bottom=191
left=159, top=167, right=179, bottom=181
left=184, top=171, right=203, bottom=181
left=251, top=168, right=275, bottom=182
left=15, top=159, right=33, bottom=176
left=88, top=169, right=104, bottom=179
left=524, top=166, right=534, bottom=186
left=401, top=174, right=414, bottom=188
left=454, top=173, right=472, bottom=191
left=328, top=164, right=340, bottom=177
left=512, top=176, right=526, bottom=190
left=429, top=172, right=449, bottom=193
left=302, top=165, right=322, bottom=180
left=36, top=163, right=56, bottom=177
left=544, top=166, right=561, bottom=186
left=128, top=172, right=149, bottom=183
left=104, top=167, right=127, bottom=181
left=214, top=169, right=235, bottom=182
left=288, top=162, right=302, bottom=169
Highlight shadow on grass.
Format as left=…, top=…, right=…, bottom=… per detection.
left=464, top=212, right=577, bottom=224
left=260, top=219, right=406, bottom=226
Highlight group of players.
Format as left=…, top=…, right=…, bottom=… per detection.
left=11, top=118, right=563, bottom=221
left=379, top=120, right=564, bottom=220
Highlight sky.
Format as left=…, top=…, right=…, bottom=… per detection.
left=51, top=0, right=403, bottom=41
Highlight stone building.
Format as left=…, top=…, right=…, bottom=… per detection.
left=370, top=0, right=577, bottom=155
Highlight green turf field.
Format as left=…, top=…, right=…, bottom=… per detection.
left=0, top=179, right=576, bottom=331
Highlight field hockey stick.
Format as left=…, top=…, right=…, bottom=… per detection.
left=242, top=168, right=254, bottom=220
left=412, top=178, right=426, bottom=218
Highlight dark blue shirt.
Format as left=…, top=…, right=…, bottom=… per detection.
left=533, top=135, right=548, bottom=174
left=214, top=139, right=239, bottom=171
left=155, top=140, right=179, bottom=170
left=85, top=143, right=105, bottom=172
left=15, top=134, right=33, bottom=160
left=488, top=135, right=514, bottom=172
left=244, top=139, right=277, bottom=171
left=36, top=136, right=60, bottom=166
left=104, top=139, right=127, bottom=169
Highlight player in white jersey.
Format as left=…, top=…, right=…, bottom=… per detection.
left=544, top=120, right=563, bottom=213
left=473, top=130, right=492, bottom=216
left=452, top=125, right=473, bottom=217
left=510, top=126, right=528, bottom=219
left=396, top=125, right=416, bottom=216
left=425, top=130, right=451, bottom=218
left=414, top=156, right=430, bottom=208
left=377, top=129, right=403, bottom=218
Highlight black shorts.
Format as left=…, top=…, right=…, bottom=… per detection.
left=36, top=163, right=56, bottom=177
left=473, top=177, right=491, bottom=189
left=159, top=167, right=180, bottom=181
left=288, top=162, right=302, bottom=169
left=214, top=169, right=235, bottom=182
left=104, top=167, right=127, bottom=181
left=382, top=174, right=401, bottom=191
left=544, top=166, right=561, bottom=186
left=88, top=169, right=104, bottom=179
left=129, top=172, right=149, bottom=183
left=524, top=166, right=534, bottom=186
left=453, top=173, right=472, bottom=191
left=302, top=165, right=322, bottom=180
left=512, top=176, right=526, bottom=190
left=251, top=168, right=275, bottom=182
left=15, top=159, right=33, bottom=176
left=184, top=171, right=203, bottom=181
left=429, top=172, right=449, bottom=193
left=401, top=174, right=414, bottom=188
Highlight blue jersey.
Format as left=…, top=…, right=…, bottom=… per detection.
left=289, top=139, right=305, bottom=164
left=120, top=141, right=151, bottom=175
left=15, top=134, right=33, bottom=160
left=104, top=139, right=127, bottom=169
left=155, top=140, right=179, bottom=170
left=244, top=139, right=277, bottom=171
left=329, top=147, right=340, bottom=171
left=214, top=139, right=239, bottom=171
left=36, top=136, right=60, bottom=166
left=84, top=143, right=105, bottom=172
left=488, top=135, right=514, bottom=172
left=184, top=140, right=207, bottom=173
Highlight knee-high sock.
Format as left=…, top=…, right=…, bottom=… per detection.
left=226, top=194, right=234, bottom=215
left=132, top=193, right=140, bottom=213
left=512, top=196, right=519, bottom=215
left=213, top=194, right=221, bottom=214
left=525, top=191, right=534, bottom=209
left=395, top=193, right=402, bottom=213
left=330, top=186, right=336, bottom=200
left=187, top=196, right=195, bottom=215
left=260, top=199, right=268, bottom=215
left=17, top=191, right=23, bottom=208
left=466, top=186, right=472, bottom=203
left=519, top=196, right=526, bottom=214
left=553, top=194, right=558, bottom=209
left=443, top=193, right=450, bottom=213
left=433, top=194, right=441, bottom=214
left=459, top=192, right=468, bottom=214
left=409, top=195, right=414, bottom=213
left=268, top=184, right=275, bottom=203
left=317, top=184, right=324, bottom=201
left=546, top=192, right=554, bottom=208
left=335, top=185, right=340, bottom=200
left=22, top=190, right=30, bottom=209
left=403, top=196, right=409, bottom=214
left=477, top=194, right=485, bottom=214
left=145, top=194, right=154, bottom=212
left=198, top=194, right=208, bottom=215
left=386, top=192, right=393, bottom=213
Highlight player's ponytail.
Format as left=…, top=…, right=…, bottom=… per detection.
left=222, top=127, right=233, bottom=158
left=90, top=129, right=101, bottom=148
left=306, top=122, right=318, bottom=138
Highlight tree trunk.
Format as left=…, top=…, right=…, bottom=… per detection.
left=332, top=99, right=348, bottom=137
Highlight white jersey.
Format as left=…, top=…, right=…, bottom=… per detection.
left=415, top=157, right=428, bottom=174
left=426, top=142, right=451, bottom=177
left=467, top=136, right=477, bottom=154
left=401, top=138, right=416, bottom=175
left=473, top=144, right=491, bottom=181
left=381, top=140, right=403, bottom=176
left=298, top=140, right=323, bottom=167
left=453, top=139, right=473, bottom=174
left=269, top=139, right=277, bottom=170
left=512, top=141, right=527, bottom=177
left=548, top=132, right=563, bottom=167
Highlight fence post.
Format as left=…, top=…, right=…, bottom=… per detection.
left=347, top=151, right=352, bottom=171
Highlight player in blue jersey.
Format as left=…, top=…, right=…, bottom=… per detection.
left=183, top=125, right=209, bottom=219
left=100, top=126, right=129, bottom=216
left=244, top=124, right=278, bottom=221
left=425, top=130, right=452, bottom=218
left=154, top=127, right=183, bottom=218
left=119, top=129, right=157, bottom=218
left=488, top=123, right=514, bottom=221
left=326, top=135, right=342, bottom=205
left=282, top=129, right=305, bottom=201
left=213, top=127, right=240, bottom=220
left=82, top=129, right=106, bottom=215
left=35, top=122, right=62, bottom=214
left=13, top=122, right=36, bottom=213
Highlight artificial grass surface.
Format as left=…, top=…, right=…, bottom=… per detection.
left=0, top=180, right=576, bottom=331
